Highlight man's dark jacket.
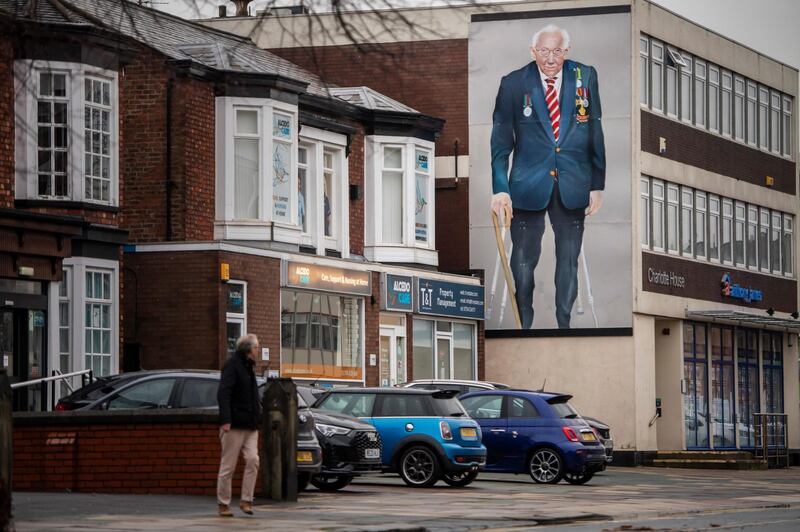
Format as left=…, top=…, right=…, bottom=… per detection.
left=217, top=352, right=262, bottom=429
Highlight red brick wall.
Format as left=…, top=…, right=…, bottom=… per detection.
left=124, top=250, right=221, bottom=370
left=0, top=35, right=14, bottom=209
left=270, top=40, right=468, bottom=157
left=13, top=415, right=252, bottom=495
left=348, top=127, right=366, bottom=256
left=364, top=271, right=381, bottom=386
left=121, top=49, right=170, bottom=243
left=435, top=178, right=471, bottom=274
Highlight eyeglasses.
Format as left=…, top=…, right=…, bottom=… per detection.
left=535, top=48, right=566, bottom=58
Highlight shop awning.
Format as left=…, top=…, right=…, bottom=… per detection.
left=685, top=310, right=800, bottom=333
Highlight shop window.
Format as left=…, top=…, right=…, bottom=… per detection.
left=85, top=270, right=112, bottom=377
left=680, top=187, right=693, bottom=256
left=736, top=329, right=759, bottom=448
left=215, top=98, right=299, bottom=242
left=710, top=325, right=735, bottom=449
left=280, top=290, right=363, bottom=381
left=225, top=281, right=246, bottom=358
left=761, top=331, right=784, bottom=415
left=683, top=322, right=709, bottom=449
left=708, top=195, right=720, bottom=262
left=734, top=202, right=745, bottom=267
left=412, top=319, right=475, bottom=381
left=708, top=66, right=719, bottom=132
left=412, top=319, right=434, bottom=380
left=15, top=61, right=119, bottom=204
left=639, top=36, right=649, bottom=106
left=366, top=136, right=437, bottom=266
left=694, top=191, right=706, bottom=259
left=453, top=323, right=475, bottom=381
left=640, top=178, right=650, bottom=248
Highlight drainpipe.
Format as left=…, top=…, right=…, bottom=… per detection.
left=454, top=138, right=460, bottom=183
left=165, top=75, right=174, bottom=241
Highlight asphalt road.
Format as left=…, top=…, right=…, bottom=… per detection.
left=10, top=467, right=800, bottom=531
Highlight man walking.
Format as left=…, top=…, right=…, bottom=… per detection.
left=490, top=23, right=606, bottom=329
left=217, top=334, right=262, bottom=517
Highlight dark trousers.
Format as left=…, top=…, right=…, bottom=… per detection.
left=510, top=183, right=585, bottom=329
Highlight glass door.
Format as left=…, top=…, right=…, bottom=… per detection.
left=737, top=329, right=759, bottom=447
left=435, top=335, right=452, bottom=380
left=684, top=322, right=710, bottom=448
left=379, top=323, right=406, bottom=387
left=4, top=308, right=47, bottom=411
left=710, top=325, right=736, bottom=448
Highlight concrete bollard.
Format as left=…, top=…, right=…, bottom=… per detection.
left=0, top=369, right=12, bottom=531
left=261, top=378, right=298, bottom=502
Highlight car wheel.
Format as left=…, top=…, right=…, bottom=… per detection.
left=563, top=471, right=595, bottom=485
left=297, top=472, right=311, bottom=492
left=310, top=475, right=353, bottom=491
left=398, top=445, right=441, bottom=487
left=528, top=448, right=564, bottom=484
left=442, top=470, right=478, bottom=487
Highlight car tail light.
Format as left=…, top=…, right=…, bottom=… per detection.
left=592, top=427, right=602, bottom=440
left=562, top=426, right=580, bottom=442
left=55, top=403, right=70, bottom=411
left=439, top=420, right=453, bottom=440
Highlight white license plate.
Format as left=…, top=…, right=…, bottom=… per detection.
left=364, top=448, right=380, bottom=459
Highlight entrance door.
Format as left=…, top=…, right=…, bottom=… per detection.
left=2, top=308, right=47, bottom=411
left=710, top=325, right=736, bottom=448
left=435, top=335, right=452, bottom=380
left=379, top=325, right=406, bottom=387
left=683, top=322, right=710, bottom=448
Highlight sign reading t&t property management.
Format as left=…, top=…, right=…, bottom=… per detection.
left=285, top=261, right=372, bottom=296
left=416, top=278, right=485, bottom=320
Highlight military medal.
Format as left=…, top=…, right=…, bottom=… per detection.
left=575, top=67, right=590, bottom=123
left=523, top=93, right=532, bottom=117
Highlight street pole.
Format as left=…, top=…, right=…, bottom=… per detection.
left=0, top=369, right=12, bottom=531
left=261, top=378, right=298, bottom=502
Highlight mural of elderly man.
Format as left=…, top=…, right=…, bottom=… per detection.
left=490, top=23, right=606, bottom=329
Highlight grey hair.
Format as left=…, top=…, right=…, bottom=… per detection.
left=235, top=334, right=259, bottom=357
left=532, top=24, right=571, bottom=49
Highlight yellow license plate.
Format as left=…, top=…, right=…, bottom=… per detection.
left=460, top=427, right=478, bottom=438
left=581, top=432, right=596, bottom=442
left=297, top=451, right=314, bottom=463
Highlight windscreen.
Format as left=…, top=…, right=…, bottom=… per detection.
left=549, top=401, right=580, bottom=419
left=433, top=396, right=468, bottom=417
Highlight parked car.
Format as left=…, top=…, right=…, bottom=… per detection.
left=314, top=388, right=486, bottom=487
left=460, top=389, right=606, bottom=485
left=407, top=379, right=614, bottom=463
left=297, top=386, right=382, bottom=491
left=295, top=392, right=324, bottom=490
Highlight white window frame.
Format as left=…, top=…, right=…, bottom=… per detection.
left=721, top=198, right=733, bottom=265
left=14, top=60, right=119, bottom=206
left=365, top=135, right=437, bottom=266
left=747, top=204, right=759, bottom=270
left=413, top=317, right=477, bottom=381
left=694, top=191, right=707, bottom=260
left=640, top=178, right=650, bottom=248
left=694, top=59, right=706, bottom=128
left=782, top=214, right=794, bottom=277
left=666, top=183, right=679, bottom=255
left=771, top=211, right=782, bottom=275
left=708, top=65, right=720, bottom=133
left=679, top=51, right=693, bottom=124
left=758, top=86, right=770, bottom=151
left=759, top=207, right=770, bottom=272
left=769, top=91, right=781, bottom=155
left=651, top=179, right=665, bottom=252
left=215, top=97, right=300, bottom=243
left=665, top=47, right=679, bottom=118
left=782, top=96, right=793, bottom=159
left=680, top=187, right=693, bottom=257
left=733, top=76, right=745, bottom=142
left=721, top=70, right=732, bottom=137
left=297, top=126, right=349, bottom=257
left=225, top=280, right=247, bottom=357
left=708, top=194, right=720, bottom=263
left=650, top=40, right=664, bottom=112
left=734, top=201, right=746, bottom=268
left=639, top=36, right=649, bottom=107
left=746, top=81, right=758, bottom=146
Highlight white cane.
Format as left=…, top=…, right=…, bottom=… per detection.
left=580, top=246, right=599, bottom=328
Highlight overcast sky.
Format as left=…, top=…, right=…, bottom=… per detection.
left=157, top=0, right=800, bottom=68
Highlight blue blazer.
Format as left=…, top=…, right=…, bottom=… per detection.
left=490, top=59, right=606, bottom=211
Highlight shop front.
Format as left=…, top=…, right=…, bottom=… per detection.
left=280, top=260, right=371, bottom=385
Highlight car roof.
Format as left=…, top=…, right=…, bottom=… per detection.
left=462, top=388, right=573, bottom=401
left=407, top=379, right=496, bottom=388
left=323, top=387, right=438, bottom=395
left=108, top=369, right=221, bottom=378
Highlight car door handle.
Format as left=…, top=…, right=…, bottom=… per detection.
left=511, top=431, right=518, bottom=438
left=489, top=428, right=506, bottom=433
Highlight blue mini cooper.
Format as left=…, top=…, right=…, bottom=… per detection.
left=314, top=388, right=486, bottom=487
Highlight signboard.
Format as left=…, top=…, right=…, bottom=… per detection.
left=416, top=278, right=485, bottom=320
left=382, top=273, right=414, bottom=312
left=721, top=273, right=763, bottom=303
left=226, top=283, right=245, bottom=314
left=284, top=261, right=371, bottom=296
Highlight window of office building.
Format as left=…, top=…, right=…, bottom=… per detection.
left=708, top=65, right=719, bottom=132
left=734, top=76, right=745, bottom=141
left=679, top=52, right=693, bottom=123
left=651, top=179, right=665, bottom=251
left=759, top=208, right=770, bottom=271
left=734, top=202, right=746, bottom=268
left=694, top=59, right=706, bottom=127
left=721, top=70, right=732, bottom=137
left=783, top=96, right=793, bottom=157
left=782, top=214, right=793, bottom=276
left=708, top=195, right=720, bottom=262
left=412, top=319, right=475, bottom=381
left=651, top=41, right=664, bottom=112
left=666, top=184, right=679, bottom=253
left=639, top=37, right=649, bottom=106
left=694, top=191, right=706, bottom=259
left=722, top=199, right=733, bottom=265
left=665, top=48, right=679, bottom=117
left=758, top=86, right=770, bottom=151
left=747, top=205, right=758, bottom=270
left=680, top=187, right=693, bottom=256
left=640, top=178, right=650, bottom=247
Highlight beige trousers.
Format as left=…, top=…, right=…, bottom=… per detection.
left=217, top=428, right=259, bottom=505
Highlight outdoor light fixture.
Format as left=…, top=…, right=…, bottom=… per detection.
left=792, top=311, right=799, bottom=319
left=18, top=266, right=34, bottom=277
left=766, top=307, right=775, bottom=316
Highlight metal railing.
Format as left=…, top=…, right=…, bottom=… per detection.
left=10, top=369, right=93, bottom=411
left=753, top=413, right=789, bottom=468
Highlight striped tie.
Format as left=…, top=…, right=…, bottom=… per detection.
left=545, top=77, right=560, bottom=141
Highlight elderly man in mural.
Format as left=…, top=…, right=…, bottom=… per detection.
left=490, top=24, right=606, bottom=329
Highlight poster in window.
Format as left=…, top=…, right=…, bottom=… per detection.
left=469, top=9, right=632, bottom=332
left=272, top=141, right=291, bottom=223
left=415, top=173, right=428, bottom=242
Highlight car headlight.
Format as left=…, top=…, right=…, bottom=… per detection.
left=316, top=423, right=351, bottom=437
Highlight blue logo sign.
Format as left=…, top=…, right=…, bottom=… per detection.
left=720, top=273, right=763, bottom=303
left=416, top=278, right=485, bottom=320
left=384, top=274, right=413, bottom=312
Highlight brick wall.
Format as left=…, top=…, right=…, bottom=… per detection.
left=271, top=40, right=468, bottom=157
left=0, top=35, right=14, bottom=209
left=641, top=110, right=796, bottom=195
left=364, top=271, right=381, bottom=386
left=121, top=48, right=170, bottom=243
left=348, top=126, right=366, bottom=256
left=12, top=412, right=252, bottom=495
left=435, top=178, right=471, bottom=274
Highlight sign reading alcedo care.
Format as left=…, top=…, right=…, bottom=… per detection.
left=383, top=274, right=414, bottom=312
left=416, top=278, right=485, bottom=320
left=720, top=273, right=763, bottom=303
left=285, top=261, right=371, bottom=296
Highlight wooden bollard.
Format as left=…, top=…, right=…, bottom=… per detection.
left=261, top=378, right=298, bottom=501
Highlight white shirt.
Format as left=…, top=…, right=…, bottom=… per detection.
left=538, top=66, right=563, bottom=99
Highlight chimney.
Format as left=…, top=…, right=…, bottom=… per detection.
left=218, top=5, right=227, bottom=17
left=232, top=0, right=253, bottom=16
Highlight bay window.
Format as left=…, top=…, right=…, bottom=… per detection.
left=15, top=60, right=119, bottom=205
left=366, top=136, right=437, bottom=266
left=215, top=97, right=300, bottom=243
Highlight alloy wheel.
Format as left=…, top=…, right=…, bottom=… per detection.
left=529, top=448, right=563, bottom=484
left=402, top=448, right=436, bottom=485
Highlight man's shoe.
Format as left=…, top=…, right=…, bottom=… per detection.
left=239, top=500, right=254, bottom=515
left=218, top=504, right=233, bottom=517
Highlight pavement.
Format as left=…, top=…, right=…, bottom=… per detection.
left=9, top=467, right=800, bottom=531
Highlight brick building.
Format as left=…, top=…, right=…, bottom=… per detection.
left=205, top=0, right=800, bottom=462
left=1, top=0, right=487, bottom=408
